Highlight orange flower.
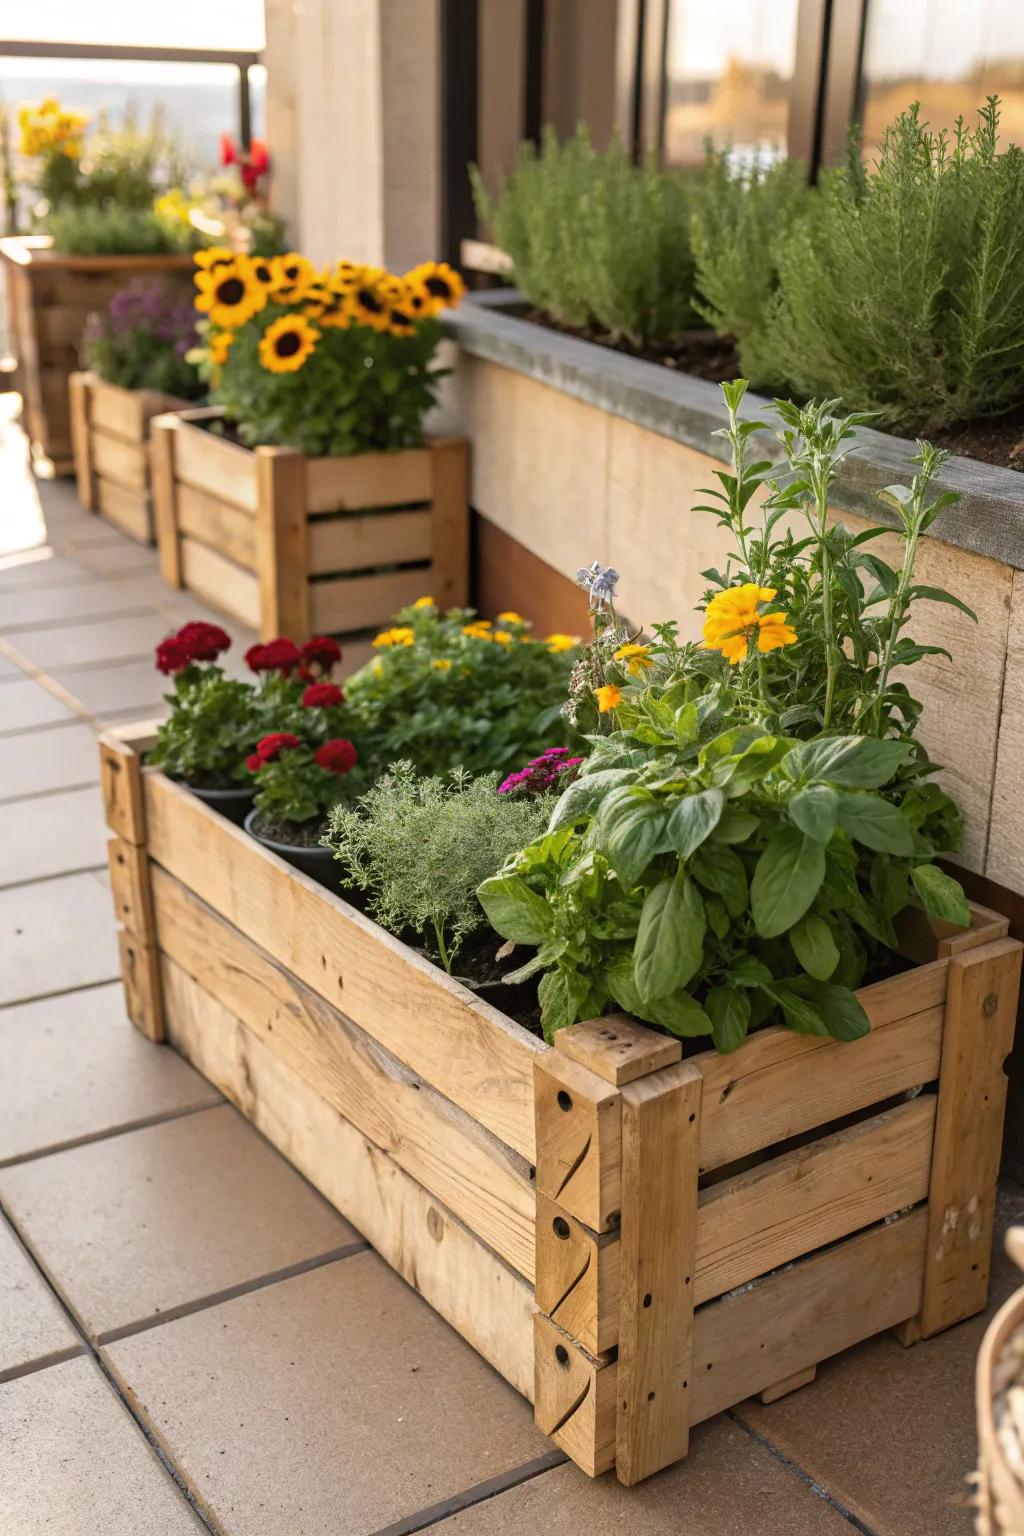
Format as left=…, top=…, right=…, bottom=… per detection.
left=594, top=684, right=622, bottom=713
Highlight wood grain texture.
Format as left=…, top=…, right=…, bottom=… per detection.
left=96, top=479, right=152, bottom=544
left=988, top=569, right=1024, bottom=893
left=68, top=371, right=95, bottom=511
left=256, top=447, right=309, bottom=640
left=534, top=1052, right=621, bottom=1232
left=305, top=446, right=432, bottom=513
left=176, top=483, right=257, bottom=570
left=142, top=771, right=544, bottom=1159
left=759, top=1364, right=817, bottom=1404
left=99, top=733, right=147, bottom=844
left=117, top=931, right=164, bottom=1043
left=174, top=412, right=259, bottom=512
left=160, top=957, right=535, bottom=1399
left=534, top=1193, right=619, bottom=1357
left=554, top=1015, right=681, bottom=1086
left=180, top=539, right=261, bottom=629
left=151, top=416, right=183, bottom=588
left=107, top=836, right=154, bottom=939
left=307, top=509, right=433, bottom=576
left=91, top=429, right=147, bottom=492
left=150, top=865, right=536, bottom=1280
left=309, top=567, right=435, bottom=635
left=89, top=377, right=144, bottom=439
left=429, top=436, right=470, bottom=611
left=533, top=1313, right=616, bottom=1476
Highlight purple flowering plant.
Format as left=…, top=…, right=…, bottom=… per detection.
left=84, top=279, right=204, bottom=398
left=498, top=746, right=584, bottom=798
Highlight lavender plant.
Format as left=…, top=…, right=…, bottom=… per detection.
left=84, top=280, right=202, bottom=398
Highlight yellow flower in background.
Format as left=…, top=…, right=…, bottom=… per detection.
left=269, top=252, right=316, bottom=301
left=247, top=255, right=276, bottom=289
left=431, top=658, right=453, bottom=672
left=348, top=274, right=393, bottom=333
left=594, top=684, right=622, bottom=713
left=496, top=611, right=525, bottom=625
left=545, top=633, right=578, bottom=654
left=259, top=314, right=320, bottom=373
left=18, top=98, right=87, bottom=159
left=194, top=246, right=235, bottom=275
left=461, top=622, right=493, bottom=640
left=493, top=630, right=513, bottom=645
left=403, top=261, right=466, bottom=315
left=613, top=642, right=653, bottom=677
left=413, top=596, right=435, bottom=609
left=702, top=583, right=797, bottom=666
left=373, top=626, right=415, bottom=648
left=208, top=330, right=233, bottom=368
left=194, top=260, right=266, bottom=328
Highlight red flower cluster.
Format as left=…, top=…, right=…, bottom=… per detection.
left=299, top=636, right=342, bottom=678
left=314, top=738, right=357, bottom=775
left=302, top=682, right=343, bottom=709
left=245, top=635, right=343, bottom=679
left=245, top=637, right=301, bottom=675
left=156, top=621, right=231, bottom=675
left=248, top=732, right=301, bottom=771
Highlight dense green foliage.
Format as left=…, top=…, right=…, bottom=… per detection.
left=150, top=670, right=263, bottom=788
left=48, top=205, right=190, bottom=255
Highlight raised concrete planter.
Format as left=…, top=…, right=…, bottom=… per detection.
left=446, top=294, right=1024, bottom=891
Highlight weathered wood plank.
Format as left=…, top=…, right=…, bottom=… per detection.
left=99, top=732, right=147, bottom=843
left=534, top=1193, right=619, bottom=1357
left=96, top=479, right=152, bottom=544
left=307, top=509, right=433, bottom=576
left=143, top=772, right=544, bottom=1159
left=554, top=1015, right=680, bottom=1086
left=118, top=931, right=164, bottom=1042
left=429, top=436, right=470, bottom=611
left=176, top=483, right=257, bottom=570
left=174, top=415, right=259, bottom=513
left=759, top=1364, right=817, bottom=1404
left=89, top=378, right=144, bottom=439
left=179, top=539, right=261, bottom=629
left=533, top=1314, right=616, bottom=1476
left=256, top=447, right=309, bottom=640
left=534, top=1052, right=621, bottom=1232
left=68, top=371, right=95, bottom=511
left=309, top=567, right=433, bottom=635
left=108, top=836, right=154, bottom=939
left=305, top=447, right=432, bottom=514
left=91, top=428, right=147, bottom=493
left=151, top=416, right=183, bottom=588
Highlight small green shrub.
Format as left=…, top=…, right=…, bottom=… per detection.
left=325, top=762, right=549, bottom=973
left=471, top=126, right=698, bottom=347
left=760, top=98, right=1024, bottom=428
left=48, top=205, right=190, bottom=255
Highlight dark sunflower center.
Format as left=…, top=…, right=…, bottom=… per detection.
left=217, top=277, right=246, bottom=305
left=254, top=264, right=271, bottom=283
left=275, top=331, right=303, bottom=357
left=424, top=276, right=451, bottom=299
left=391, top=309, right=412, bottom=328
left=357, top=288, right=383, bottom=313
left=285, top=264, right=300, bottom=279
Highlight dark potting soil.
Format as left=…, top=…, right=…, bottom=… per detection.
left=250, top=810, right=332, bottom=849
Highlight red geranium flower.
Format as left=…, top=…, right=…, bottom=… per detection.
left=176, top=621, right=231, bottom=661
left=155, top=635, right=193, bottom=675
left=300, top=636, right=342, bottom=675
left=245, top=754, right=262, bottom=773
left=256, top=732, right=301, bottom=762
left=315, top=738, right=357, bottom=775
left=246, top=638, right=301, bottom=675
left=302, top=682, right=343, bottom=709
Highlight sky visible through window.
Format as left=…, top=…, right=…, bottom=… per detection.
left=0, top=1, right=265, bottom=51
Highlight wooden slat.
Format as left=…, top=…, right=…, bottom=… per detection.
left=533, top=1314, right=616, bottom=1476
left=180, top=539, right=261, bottom=629
left=99, top=733, right=147, bottom=843
left=256, top=447, right=308, bottom=640
left=151, top=416, right=183, bottom=588
left=142, top=771, right=543, bottom=1160
left=90, top=378, right=144, bottom=440
left=305, top=447, right=432, bottom=514
left=97, top=479, right=152, bottom=544
left=91, top=428, right=148, bottom=493
left=759, top=1364, right=817, bottom=1404
left=175, top=482, right=257, bottom=569
left=534, top=1193, right=619, bottom=1356
left=150, top=865, right=535, bottom=1280
left=695, top=962, right=948, bottom=1171
left=161, top=957, right=535, bottom=1399
left=689, top=1209, right=928, bottom=1425
left=309, top=567, right=434, bottom=635
left=896, top=900, right=1010, bottom=965
left=917, top=938, right=1022, bottom=1337
left=694, top=1097, right=936, bottom=1305
left=118, top=931, right=164, bottom=1042
left=307, top=509, right=433, bottom=576
left=107, top=836, right=154, bottom=938
left=429, top=437, right=470, bottom=611
left=616, top=1062, right=701, bottom=1485
left=555, top=1015, right=681, bottom=1086
left=534, top=1052, right=621, bottom=1232
left=68, top=371, right=95, bottom=512
left=174, top=415, right=259, bottom=513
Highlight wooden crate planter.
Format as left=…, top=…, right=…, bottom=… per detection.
left=100, top=720, right=1023, bottom=1487
left=0, top=237, right=192, bottom=473
left=150, top=408, right=469, bottom=641
left=69, top=372, right=189, bottom=544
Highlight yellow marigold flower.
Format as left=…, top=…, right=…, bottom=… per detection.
left=194, top=261, right=266, bottom=329
left=413, top=595, right=435, bottom=608
left=372, top=626, right=415, bottom=648
left=594, top=684, right=622, bottom=713
left=613, top=642, right=653, bottom=677
left=545, top=633, right=579, bottom=653
left=496, top=611, right=525, bottom=624
left=259, top=314, right=320, bottom=373
left=431, top=658, right=453, bottom=672
left=702, top=583, right=797, bottom=666
left=493, top=630, right=513, bottom=645
left=461, top=623, right=493, bottom=640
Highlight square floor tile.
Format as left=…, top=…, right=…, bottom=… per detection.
left=0, top=579, right=150, bottom=632
left=106, top=1251, right=550, bottom=1536
left=0, top=678, right=78, bottom=733
left=68, top=542, right=160, bottom=578
left=431, top=1418, right=854, bottom=1534
left=0, top=1217, right=81, bottom=1381
left=0, top=722, right=100, bottom=801
left=2, top=613, right=174, bottom=671
left=0, top=870, right=120, bottom=1005
left=48, top=658, right=170, bottom=718
left=0, top=984, right=221, bottom=1165
left=0, top=1354, right=203, bottom=1534
left=0, top=551, right=101, bottom=588
left=0, top=785, right=108, bottom=887
left=1, top=1104, right=359, bottom=1338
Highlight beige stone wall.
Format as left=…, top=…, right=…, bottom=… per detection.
left=455, top=353, right=1021, bottom=882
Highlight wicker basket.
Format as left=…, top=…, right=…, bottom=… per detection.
left=977, top=1230, right=1024, bottom=1533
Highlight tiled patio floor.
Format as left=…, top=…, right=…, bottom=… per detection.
left=1, top=392, right=1021, bottom=1534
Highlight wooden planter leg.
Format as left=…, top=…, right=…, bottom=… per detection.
left=256, top=447, right=309, bottom=641
left=68, top=373, right=96, bottom=512
left=429, top=438, right=470, bottom=612
left=99, top=724, right=165, bottom=1043
left=151, top=416, right=183, bottom=589
left=899, top=938, right=1022, bottom=1344
left=759, top=1364, right=817, bottom=1404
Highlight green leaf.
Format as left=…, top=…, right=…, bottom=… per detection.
left=547, top=768, right=636, bottom=831
left=835, top=793, right=915, bottom=855
left=907, top=585, right=978, bottom=622
left=713, top=806, right=760, bottom=844
left=784, top=977, right=871, bottom=1041
left=633, top=871, right=705, bottom=1003
left=789, top=784, right=839, bottom=843
left=781, top=736, right=914, bottom=790
left=641, top=990, right=713, bottom=1038
left=727, top=955, right=774, bottom=988
left=790, top=913, right=840, bottom=980
left=751, top=825, right=825, bottom=938
left=870, top=857, right=910, bottom=918
left=772, top=985, right=830, bottom=1036
left=537, top=969, right=589, bottom=1042
left=667, top=788, right=725, bottom=859
left=910, top=863, right=970, bottom=927
left=691, top=844, right=748, bottom=918
left=704, top=986, right=750, bottom=1052
left=704, top=894, right=730, bottom=940
left=477, top=875, right=552, bottom=945
left=593, top=788, right=667, bottom=889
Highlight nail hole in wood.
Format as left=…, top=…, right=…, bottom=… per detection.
left=647, top=1391, right=655, bottom=1402
left=553, top=1217, right=571, bottom=1240
left=642, top=1293, right=652, bottom=1308
left=557, top=1090, right=572, bottom=1112
left=688, top=1112, right=695, bottom=1123
left=555, top=1344, right=569, bottom=1367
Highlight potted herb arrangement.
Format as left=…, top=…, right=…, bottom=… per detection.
left=150, top=249, right=471, bottom=642
left=69, top=281, right=204, bottom=543
left=98, top=398, right=1020, bottom=1487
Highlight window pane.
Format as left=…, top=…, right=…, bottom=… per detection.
left=662, top=0, right=801, bottom=167
left=860, top=0, right=1024, bottom=161
left=0, top=1, right=264, bottom=51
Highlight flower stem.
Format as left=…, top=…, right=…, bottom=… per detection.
left=433, top=917, right=452, bottom=975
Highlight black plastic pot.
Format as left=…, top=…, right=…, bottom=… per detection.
left=184, top=782, right=255, bottom=827
left=243, top=808, right=338, bottom=888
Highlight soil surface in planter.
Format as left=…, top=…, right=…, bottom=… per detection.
left=250, top=810, right=330, bottom=848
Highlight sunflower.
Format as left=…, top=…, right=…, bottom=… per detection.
left=404, top=261, right=466, bottom=315
left=259, top=314, right=320, bottom=373
left=269, top=252, right=317, bottom=301
left=208, top=330, right=234, bottom=367
left=194, top=246, right=235, bottom=275
left=246, top=254, right=276, bottom=289
left=348, top=277, right=393, bottom=333
left=194, top=260, right=267, bottom=329
left=387, top=305, right=416, bottom=338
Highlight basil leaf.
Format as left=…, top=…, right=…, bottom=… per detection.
left=692, top=844, right=748, bottom=918
left=633, top=871, right=705, bottom=1004
left=910, top=863, right=970, bottom=927
left=781, top=736, right=914, bottom=790
left=835, top=792, right=915, bottom=854
left=547, top=768, right=636, bottom=831
left=594, top=788, right=667, bottom=889
left=772, top=985, right=830, bottom=1036
left=788, top=784, right=838, bottom=843
left=751, top=825, right=825, bottom=938
left=538, top=969, right=589, bottom=1042
left=713, top=806, right=760, bottom=844
left=640, top=990, right=713, bottom=1038
left=727, top=955, right=774, bottom=988
left=790, top=913, right=840, bottom=980
left=785, top=977, right=870, bottom=1041
left=704, top=986, right=751, bottom=1053
left=477, top=875, right=552, bottom=945
left=667, top=787, right=725, bottom=859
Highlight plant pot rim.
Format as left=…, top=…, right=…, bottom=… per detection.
left=447, top=290, right=1024, bottom=571
left=244, top=805, right=334, bottom=859
left=183, top=780, right=255, bottom=801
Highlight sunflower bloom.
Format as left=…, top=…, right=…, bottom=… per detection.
left=259, top=315, right=320, bottom=373
left=545, top=633, right=578, bottom=654
left=194, top=246, right=235, bottom=273
left=269, top=252, right=316, bottom=301
left=348, top=277, right=393, bottom=333
left=372, top=626, right=415, bottom=648
left=613, top=642, right=653, bottom=677
left=404, top=261, right=466, bottom=315
left=194, top=261, right=266, bottom=329
left=702, top=583, right=797, bottom=666
left=594, top=684, right=622, bottom=713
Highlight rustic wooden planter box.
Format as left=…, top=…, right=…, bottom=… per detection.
left=68, top=372, right=189, bottom=545
left=100, top=720, right=1022, bottom=1487
left=150, top=408, right=469, bottom=642
left=0, top=237, right=192, bottom=473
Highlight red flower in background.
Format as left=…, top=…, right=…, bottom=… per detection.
left=155, top=635, right=193, bottom=675
left=176, top=621, right=231, bottom=662
left=315, top=738, right=357, bottom=775
left=245, top=754, right=262, bottom=773
left=245, top=638, right=301, bottom=675
left=256, top=732, right=301, bottom=762
left=302, top=682, right=343, bottom=709
left=300, top=636, right=341, bottom=676
left=221, top=133, right=270, bottom=193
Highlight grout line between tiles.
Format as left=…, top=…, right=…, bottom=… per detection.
left=0, top=862, right=106, bottom=894
left=0, top=605, right=156, bottom=637
left=0, top=1097, right=224, bottom=1170
left=368, top=1450, right=569, bottom=1536
left=0, top=1340, right=86, bottom=1385
left=0, top=779, right=99, bottom=807
left=1, top=974, right=123, bottom=1010
left=726, top=1409, right=881, bottom=1535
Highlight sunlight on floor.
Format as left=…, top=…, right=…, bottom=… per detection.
left=0, top=393, right=47, bottom=559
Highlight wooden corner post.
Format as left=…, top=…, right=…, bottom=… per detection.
left=68, top=372, right=96, bottom=512
left=151, top=414, right=183, bottom=589
left=533, top=1015, right=698, bottom=1484
left=429, top=438, right=470, bottom=613
left=256, top=446, right=309, bottom=641
left=99, top=722, right=165, bottom=1043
